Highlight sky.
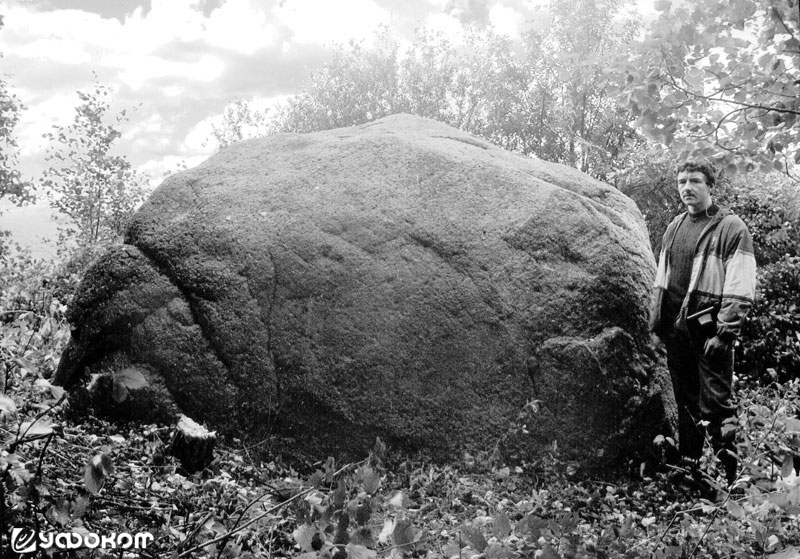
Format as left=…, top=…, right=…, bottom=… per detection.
left=0, top=0, right=655, bottom=257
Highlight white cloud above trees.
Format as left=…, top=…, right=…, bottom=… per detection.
left=0, top=0, right=652, bottom=182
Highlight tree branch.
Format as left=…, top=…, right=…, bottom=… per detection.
left=772, top=6, right=799, bottom=46
left=659, top=47, right=800, bottom=116
left=713, top=107, right=751, bottom=154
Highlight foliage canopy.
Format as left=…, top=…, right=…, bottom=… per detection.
left=229, top=0, right=643, bottom=181
left=616, top=0, right=800, bottom=175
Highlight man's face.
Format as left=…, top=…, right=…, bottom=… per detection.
left=676, top=170, right=712, bottom=213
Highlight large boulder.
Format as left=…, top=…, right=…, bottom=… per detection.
left=55, top=114, right=675, bottom=469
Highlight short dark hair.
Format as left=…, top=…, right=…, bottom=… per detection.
left=676, top=159, right=717, bottom=188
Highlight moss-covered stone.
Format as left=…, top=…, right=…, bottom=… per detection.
left=54, top=115, right=676, bottom=471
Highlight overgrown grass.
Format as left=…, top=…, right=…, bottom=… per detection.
left=2, top=255, right=800, bottom=558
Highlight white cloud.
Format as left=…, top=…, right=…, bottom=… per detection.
left=137, top=154, right=210, bottom=188
left=205, top=0, right=281, bottom=54
left=274, top=0, right=391, bottom=45
left=163, top=85, right=185, bottom=97
left=115, top=0, right=281, bottom=59
left=113, top=53, right=226, bottom=90
left=423, top=12, right=467, bottom=44
left=15, top=92, right=78, bottom=159
left=12, top=37, right=93, bottom=66
left=182, top=118, right=217, bottom=154
left=489, top=3, right=522, bottom=39
left=0, top=6, right=120, bottom=64
left=122, top=0, right=208, bottom=48
left=126, top=113, right=173, bottom=149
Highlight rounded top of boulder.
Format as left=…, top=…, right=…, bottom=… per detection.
left=150, top=113, right=641, bottom=227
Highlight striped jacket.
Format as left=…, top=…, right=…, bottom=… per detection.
left=649, top=207, right=757, bottom=342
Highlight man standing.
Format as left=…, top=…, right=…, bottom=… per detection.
left=650, top=160, right=757, bottom=485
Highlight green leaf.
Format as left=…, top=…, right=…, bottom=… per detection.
left=548, top=519, right=563, bottom=538
left=348, top=527, right=374, bottom=548
left=378, top=518, right=395, bottom=544
left=13, top=357, right=37, bottom=373
left=332, top=480, right=347, bottom=508
left=345, top=544, right=376, bottom=559
left=72, top=496, right=90, bottom=518
left=619, top=514, right=635, bottom=537
left=461, top=524, right=487, bottom=553
left=0, top=394, right=17, bottom=422
left=442, top=541, right=462, bottom=558
left=114, top=367, right=148, bottom=390
left=35, top=378, right=66, bottom=401
left=721, top=422, right=737, bottom=441
left=347, top=496, right=372, bottom=527
left=393, top=518, right=417, bottom=548
left=769, top=546, right=800, bottom=559
left=19, top=419, right=54, bottom=438
left=493, top=466, right=510, bottom=480
left=112, top=380, right=130, bottom=403
left=203, top=517, right=227, bottom=537
left=371, top=436, right=386, bottom=463
left=485, top=542, right=510, bottom=559
left=725, top=499, right=745, bottom=519
left=541, top=543, right=563, bottom=559
left=50, top=500, right=73, bottom=527
left=517, top=515, right=547, bottom=538
left=781, top=454, right=795, bottom=478
left=111, top=367, right=149, bottom=403
left=84, top=453, right=114, bottom=495
left=323, top=455, right=336, bottom=483
left=768, top=492, right=790, bottom=509
left=785, top=417, right=800, bottom=433
left=307, top=470, right=324, bottom=487
left=386, top=490, right=406, bottom=510
left=50, top=384, right=66, bottom=400
left=292, top=524, right=318, bottom=553
left=654, top=0, right=671, bottom=12
left=493, top=513, right=512, bottom=539
left=357, top=465, right=381, bottom=495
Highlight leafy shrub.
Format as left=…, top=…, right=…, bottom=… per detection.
left=738, top=256, right=800, bottom=383
left=719, top=175, right=800, bottom=267
left=735, top=199, right=799, bottom=264
left=615, top=148, right=682, bottom=255
left=716, top=175, right=800, bottom=382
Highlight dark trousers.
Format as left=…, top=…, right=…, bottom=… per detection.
left=663, top=330, right=736, bottom=461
